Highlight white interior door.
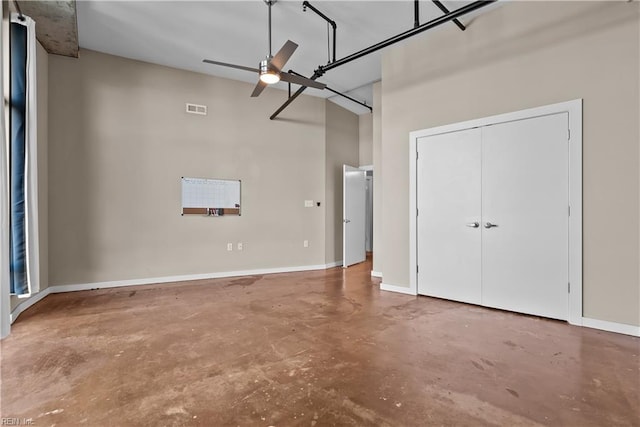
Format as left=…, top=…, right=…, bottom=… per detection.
left=343, top=165, right=366, bottom=267
left=417, top=129, right=482, bottom=304
left=481, top=113, right=569, bottom=320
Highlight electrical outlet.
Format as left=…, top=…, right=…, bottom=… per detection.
left=304, top=200, right=314, bottom=208
left=227, top=243, right=233, bottom=251
left=237, top=242, right=243, bottom=251
left=303, top=240, right=309, bottom=248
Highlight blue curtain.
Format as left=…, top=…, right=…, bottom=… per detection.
left=9, top=22, right=28, bottom=295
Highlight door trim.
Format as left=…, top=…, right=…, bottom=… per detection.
left=409, top=99, right=583, bottom=326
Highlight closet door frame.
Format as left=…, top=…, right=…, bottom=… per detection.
left=409, top=99, right=583, bottom=326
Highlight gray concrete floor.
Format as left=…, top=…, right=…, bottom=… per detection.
left=1, top=258, right=639, bottom=426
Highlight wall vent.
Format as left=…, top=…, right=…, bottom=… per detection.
left=186, top=103, right=207, bottom=115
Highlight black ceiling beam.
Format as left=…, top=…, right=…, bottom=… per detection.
left=321, top=0, right=494, bottom=73
left=289, top=70, right=372, bottom=112
left=271, top=0, right=496, bottom=120
left=432, top=0, right=466, bottom=31
left=270, top=71, right=323, bottom=120
left=325, top=87, right=373, bottom=113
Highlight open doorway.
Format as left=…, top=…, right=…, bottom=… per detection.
left=342, top=164, right=373, bottom=268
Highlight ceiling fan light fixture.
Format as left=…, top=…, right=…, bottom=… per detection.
left=259, top=59, right=280, bottom=84
left=259, top=72, right=280, bottom=84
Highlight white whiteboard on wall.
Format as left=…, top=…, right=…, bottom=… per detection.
left=181, top=177, right=241, bottom=216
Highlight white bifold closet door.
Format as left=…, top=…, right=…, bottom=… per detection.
left=417, top=113, right=569, bottom=320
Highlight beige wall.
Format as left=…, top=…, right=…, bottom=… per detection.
left=10, top=41, right=48, bottom=311
left=381, top=2, right=639, bottom=326
left=372, top=82, right=382, bottom=275
left=48, top=49, right=332, bottom=285
left=324, top=101, right=360, bottom=264
left=358, top=113, right=373, bottom=166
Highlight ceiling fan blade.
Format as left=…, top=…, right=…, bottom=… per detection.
left=280, top=72, right=326, bottom=90
left=203, top=59, right=259, bottom=74
left=250, top=80, right=268, bottom=97
left=270, top=40, right=298, bottom=71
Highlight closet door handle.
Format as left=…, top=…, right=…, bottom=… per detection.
left=466, top=222, right=480, bottom=228
left=484, top=222, right=498, bottom=229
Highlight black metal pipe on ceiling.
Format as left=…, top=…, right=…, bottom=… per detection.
left=270, top=72, right=322, bottom=121
left=322, top=0, right=494, bottom=73
left=302, top=1, right=336, bottom=29
left=12, top=0, right=25, bottom=21
left=325, top=87, right=373, bottom=112
left=432, top=0, right=466, bottom=31
left=414, top=0, right=420, bottom=28
left=271, top=0, right=496, bottom=120
left=289, top=70, right=372, bottom=112
left=302, top=1, right=337, bottom=63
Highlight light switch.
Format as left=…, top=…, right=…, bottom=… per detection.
left=304, top=200, right=314, bottom=208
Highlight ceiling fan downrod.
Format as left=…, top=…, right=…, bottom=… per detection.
left=265, top=0, right=277, bottom=59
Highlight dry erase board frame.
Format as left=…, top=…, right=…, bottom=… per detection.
left=181, top=177, right=241, bottom=216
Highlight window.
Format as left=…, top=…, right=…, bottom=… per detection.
left=8, top=13, right=38, bottom=298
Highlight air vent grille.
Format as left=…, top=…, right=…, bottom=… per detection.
left=186, top=103, right=207, bottom=115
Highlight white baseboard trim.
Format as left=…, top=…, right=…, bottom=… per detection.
left=9, top=262, right=344, bottom=324
left=10, top=287, right=52, bottom=324
left=582, top=317, right=640, bottom=337
left=380, top=282, right=417, bottom=296
left=52, top=263, right=345, bottom=294
left=371, top=271, right=382, bottom=278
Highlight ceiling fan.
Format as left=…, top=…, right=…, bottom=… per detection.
left=203, top=0, right=326, bottom=97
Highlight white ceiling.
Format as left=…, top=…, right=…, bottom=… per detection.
left=77, top=1, right=481, bottom=115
